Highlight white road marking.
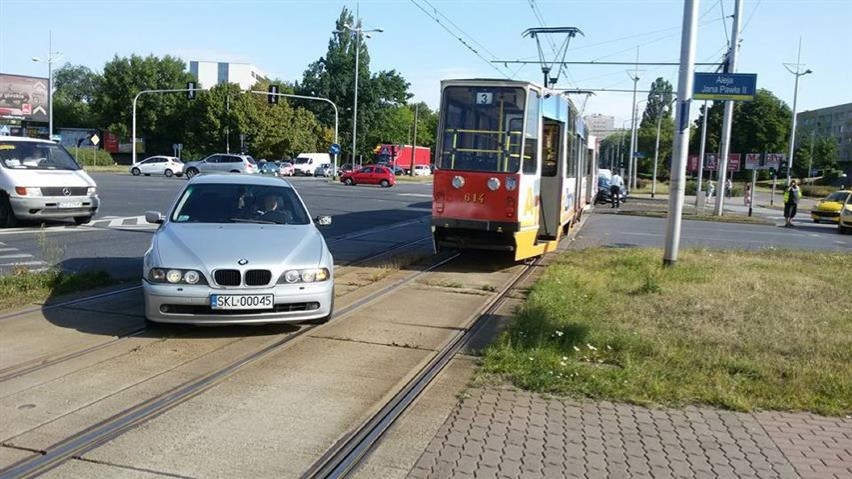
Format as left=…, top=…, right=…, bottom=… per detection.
left=0, top=253, right=34, bottom=259
left=0, top=260, right=46, bottom=267
left=397, top=193, right=433, bottom=198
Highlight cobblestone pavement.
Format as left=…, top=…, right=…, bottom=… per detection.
left=407, top=386, right=852, bottom=479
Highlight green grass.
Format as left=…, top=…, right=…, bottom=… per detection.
left=0, top=269, right=117, bottom=311
left=480, top=248, right=852, bottom=416
left=82, top=165, right=128, bottom=173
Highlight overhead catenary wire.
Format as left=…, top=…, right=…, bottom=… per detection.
left=408, top=0, right=514, bottom=79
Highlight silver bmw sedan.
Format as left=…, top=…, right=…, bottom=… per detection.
left=142, top=174, right=334, bottom=325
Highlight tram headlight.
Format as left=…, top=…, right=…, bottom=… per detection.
left=451, top=176, right=465, bottom=189
left=505, top=176, right=518, bottom=191
left=487, top=177, right=501, bottom=191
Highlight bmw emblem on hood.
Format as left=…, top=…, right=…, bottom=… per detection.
left=237, top=259, right=249, bottom=265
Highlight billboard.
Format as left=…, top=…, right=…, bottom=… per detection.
left=0, top=74, right=49, bottom=122
left=688, top=153, right=742, bottom=172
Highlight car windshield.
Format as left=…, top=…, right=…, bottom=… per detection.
left=437, top=86, right=526, bottom=173
left=246, top=156, right=256, bottom=164
left=0, top=141, right=81, bottom=171
left=826, top=191, right=849, bottom=202
left=170, top=184, right=310, bottom=225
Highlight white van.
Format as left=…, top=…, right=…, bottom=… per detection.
left=292, top=153, right=331, bottom=176
left=0, top=137, right=99, bottom=226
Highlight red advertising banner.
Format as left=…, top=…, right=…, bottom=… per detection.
left=104, top=132, right=120, bottom=153
left=692, top=153, right=741, bottom=171
left=688, top=155, right=699, bottom=171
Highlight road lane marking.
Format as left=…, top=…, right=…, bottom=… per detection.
left=398, top=193, right=432, bottom=198
left=0, top=253, right=34, bottom=259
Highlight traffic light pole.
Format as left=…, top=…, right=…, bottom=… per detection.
left=132, top=88, right=197, bottom=164
left=249, top=90, right=339, bottom=183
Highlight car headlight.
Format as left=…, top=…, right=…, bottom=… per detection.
left=87, top=187, right=97, bottom=195
left=487, top=177, right=501, bottom=191
left=278, top=268, right=331, bottom=284
left=14, top=187, right=41, bottom=197
left=451, top=176, right=465, bottom=189
left=148, top=268, right=207, bottom=285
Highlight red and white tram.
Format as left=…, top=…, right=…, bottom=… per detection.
left=432, top=79, right=597, bottom=261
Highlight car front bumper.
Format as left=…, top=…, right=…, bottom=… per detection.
left=143, top=279, right=334, bottom=325
left=811, top=210, right=840, bottom=223
left=10, top=195, right=99, bottom=220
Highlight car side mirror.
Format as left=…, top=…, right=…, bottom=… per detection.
left=315, top=215, right=332, bottom=226
left=145, top=211, right=164, bottom=224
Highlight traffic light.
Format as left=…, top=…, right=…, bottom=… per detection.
left=268, top=85, right=279, bottom=105
left=187, top=82, right=196, bottom=100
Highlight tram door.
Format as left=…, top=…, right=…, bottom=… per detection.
left=539, top=119, right=564, bottom=240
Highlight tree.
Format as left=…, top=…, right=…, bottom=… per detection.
left=640, top=77, right=674, bottom=128
left=794, top=133, right=839, bottom=177
left=92, top=54, right=195, bottom=155
left=52, top=63, right=101, bottom=128
left=298, top=7, right=412, bottom=162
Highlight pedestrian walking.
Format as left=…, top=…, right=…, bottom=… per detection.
left=783, top=180, right=800, bottom=227
left=610, top=172, right=624, bottom=209
left=744, top=182, right=751, bottom=207
left=725, top=178, right=733, bottom=198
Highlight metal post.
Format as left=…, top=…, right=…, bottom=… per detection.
left=628, top=55, right=640, bottom=191
left=652, top=110, right=663, bottom=198
left=48, top=31, right=53, bottom=139
left=663, top=0, right=699, bottom=266
left=771, top=172, right=777, bottom=206
left=695, top=100, right=709, bottom=206
left=225, top=94, right=230, bottom=154
left=786, top=38, right=805, bottom=185
left=807, top=125, right=815, bottom=183
left=409, top=103, right=419, bottom=176
left=352, top=28, right=361, bottom=167
left=713, top=0, right=743, bottom=215
left=748, top=169, right=756, bottom=216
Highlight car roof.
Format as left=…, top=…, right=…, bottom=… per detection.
left=0, top=136, right=54, bottom=144
left=188, top=173, right=294, bottom=188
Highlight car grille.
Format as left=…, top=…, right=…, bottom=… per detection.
left=245, top=270, right=272, bottom=286
left=40, top=187, right=89, bottom=196
left=214, top=269, right=241, bottom=286
left=159, top=302, right=320, bottom=315
left=812, top=211, right=839, bottom=217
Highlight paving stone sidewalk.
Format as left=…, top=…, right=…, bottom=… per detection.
left=407, top=386, right=852, bottom=479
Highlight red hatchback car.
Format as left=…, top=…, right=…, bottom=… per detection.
left=340, top=166, right=396, bottom=187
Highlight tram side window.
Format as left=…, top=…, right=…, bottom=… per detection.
left=522, top=91, right=540, bottom=175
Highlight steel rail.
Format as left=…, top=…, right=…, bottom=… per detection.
left=0, top=251, right=459, bottom=479
left=303, top=256, right=542, bottom=479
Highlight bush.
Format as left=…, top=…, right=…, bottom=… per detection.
left=685, top=180, right=698, bottom=196
left=70, top=148, right=114, bottom=166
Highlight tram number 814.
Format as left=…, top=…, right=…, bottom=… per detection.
left=463, top=192, right=485, bottom=203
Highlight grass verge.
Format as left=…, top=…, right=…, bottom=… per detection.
left=602, top=209, right=773, bottom=225
left=480, top=248, right=852, bottom=416
left=83, top=165, right=128, bottom=173
left=0, top=268, right=118, bottom=311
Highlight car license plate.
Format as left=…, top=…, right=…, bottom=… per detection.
left=209, top=294, right=274, bottom=310
left=59, top=201, right=83, bottom=208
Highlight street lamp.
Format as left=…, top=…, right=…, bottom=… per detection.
left=784, top=37, right=813, bottom=185
left=617, top=119, right=631, bottom=175
left=32, top=31, right=62, bottom=139
left=335, top=21, right=383, bottom=167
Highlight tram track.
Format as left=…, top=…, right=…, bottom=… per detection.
left=0, top=224, right=434, bottom=386
left=0, top=250, right=458, bottom=479
left=302, top=256, right=541, bottom=479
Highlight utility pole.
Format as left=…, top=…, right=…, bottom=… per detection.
left=784, top=37, right=813, bottom=185
left=627, top=47, right=641, bottom=191
left=695, top=100, right=709, bottom=207
left=409, top=103, right=419, bottom=176
left=713, top=0, right=743, bottom=215
left=663, top=0, right=699, bottom=266
left=808, top=124, right=816, bottom=183
left=225, top=93, right=230, bottom=154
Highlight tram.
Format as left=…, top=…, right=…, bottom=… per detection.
left=431, top=79, right=597, bottom=261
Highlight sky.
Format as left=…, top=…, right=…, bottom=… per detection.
left=1, top=0, right=850, bottom=127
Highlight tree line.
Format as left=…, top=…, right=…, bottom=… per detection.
left=51, top=7, right=438, bottom=163
left=599, top=77, right=839, bottom=180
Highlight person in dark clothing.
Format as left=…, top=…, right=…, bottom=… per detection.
left=783, top=180, right=800, bottom=227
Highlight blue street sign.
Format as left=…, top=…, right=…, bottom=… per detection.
left=693, top=73, right=758, bottom=101
left=328, top=143, right=341, bottom=155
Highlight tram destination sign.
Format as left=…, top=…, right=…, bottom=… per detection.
left=693, top=73, right=757, bottom=101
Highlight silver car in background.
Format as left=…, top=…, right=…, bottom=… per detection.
left=183, top=154, right=258, bottom=179
left=142, top=174, right=334, bottom=325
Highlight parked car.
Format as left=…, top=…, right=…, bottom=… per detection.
left=811, top=190, right=851, bottom=224
left=340, top=166, right=396, bottom=187
left=315, top=164, right=337, bottom=177
left=259, top=161, right=283, bottom=176
left=183, top=154, right=258, bottom=179
left=0, top=136, right=99, bottom=226
left=279, top=162, right=295, bottom=176
left=142, top=174, right=334, bottom=325
left=130, top=156, right=184, bottom=177
left=839, top=193, right=852, bottom=234
left=413, top=165, right=432, bottom=176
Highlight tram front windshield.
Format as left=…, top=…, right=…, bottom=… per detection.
left=438, top=86, right=526, bottom=173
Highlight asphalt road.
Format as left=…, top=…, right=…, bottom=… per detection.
left=0, top=173, right=434, bottom=278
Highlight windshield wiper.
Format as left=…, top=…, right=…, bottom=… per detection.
left=229, top=218, right=277, bottom=225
